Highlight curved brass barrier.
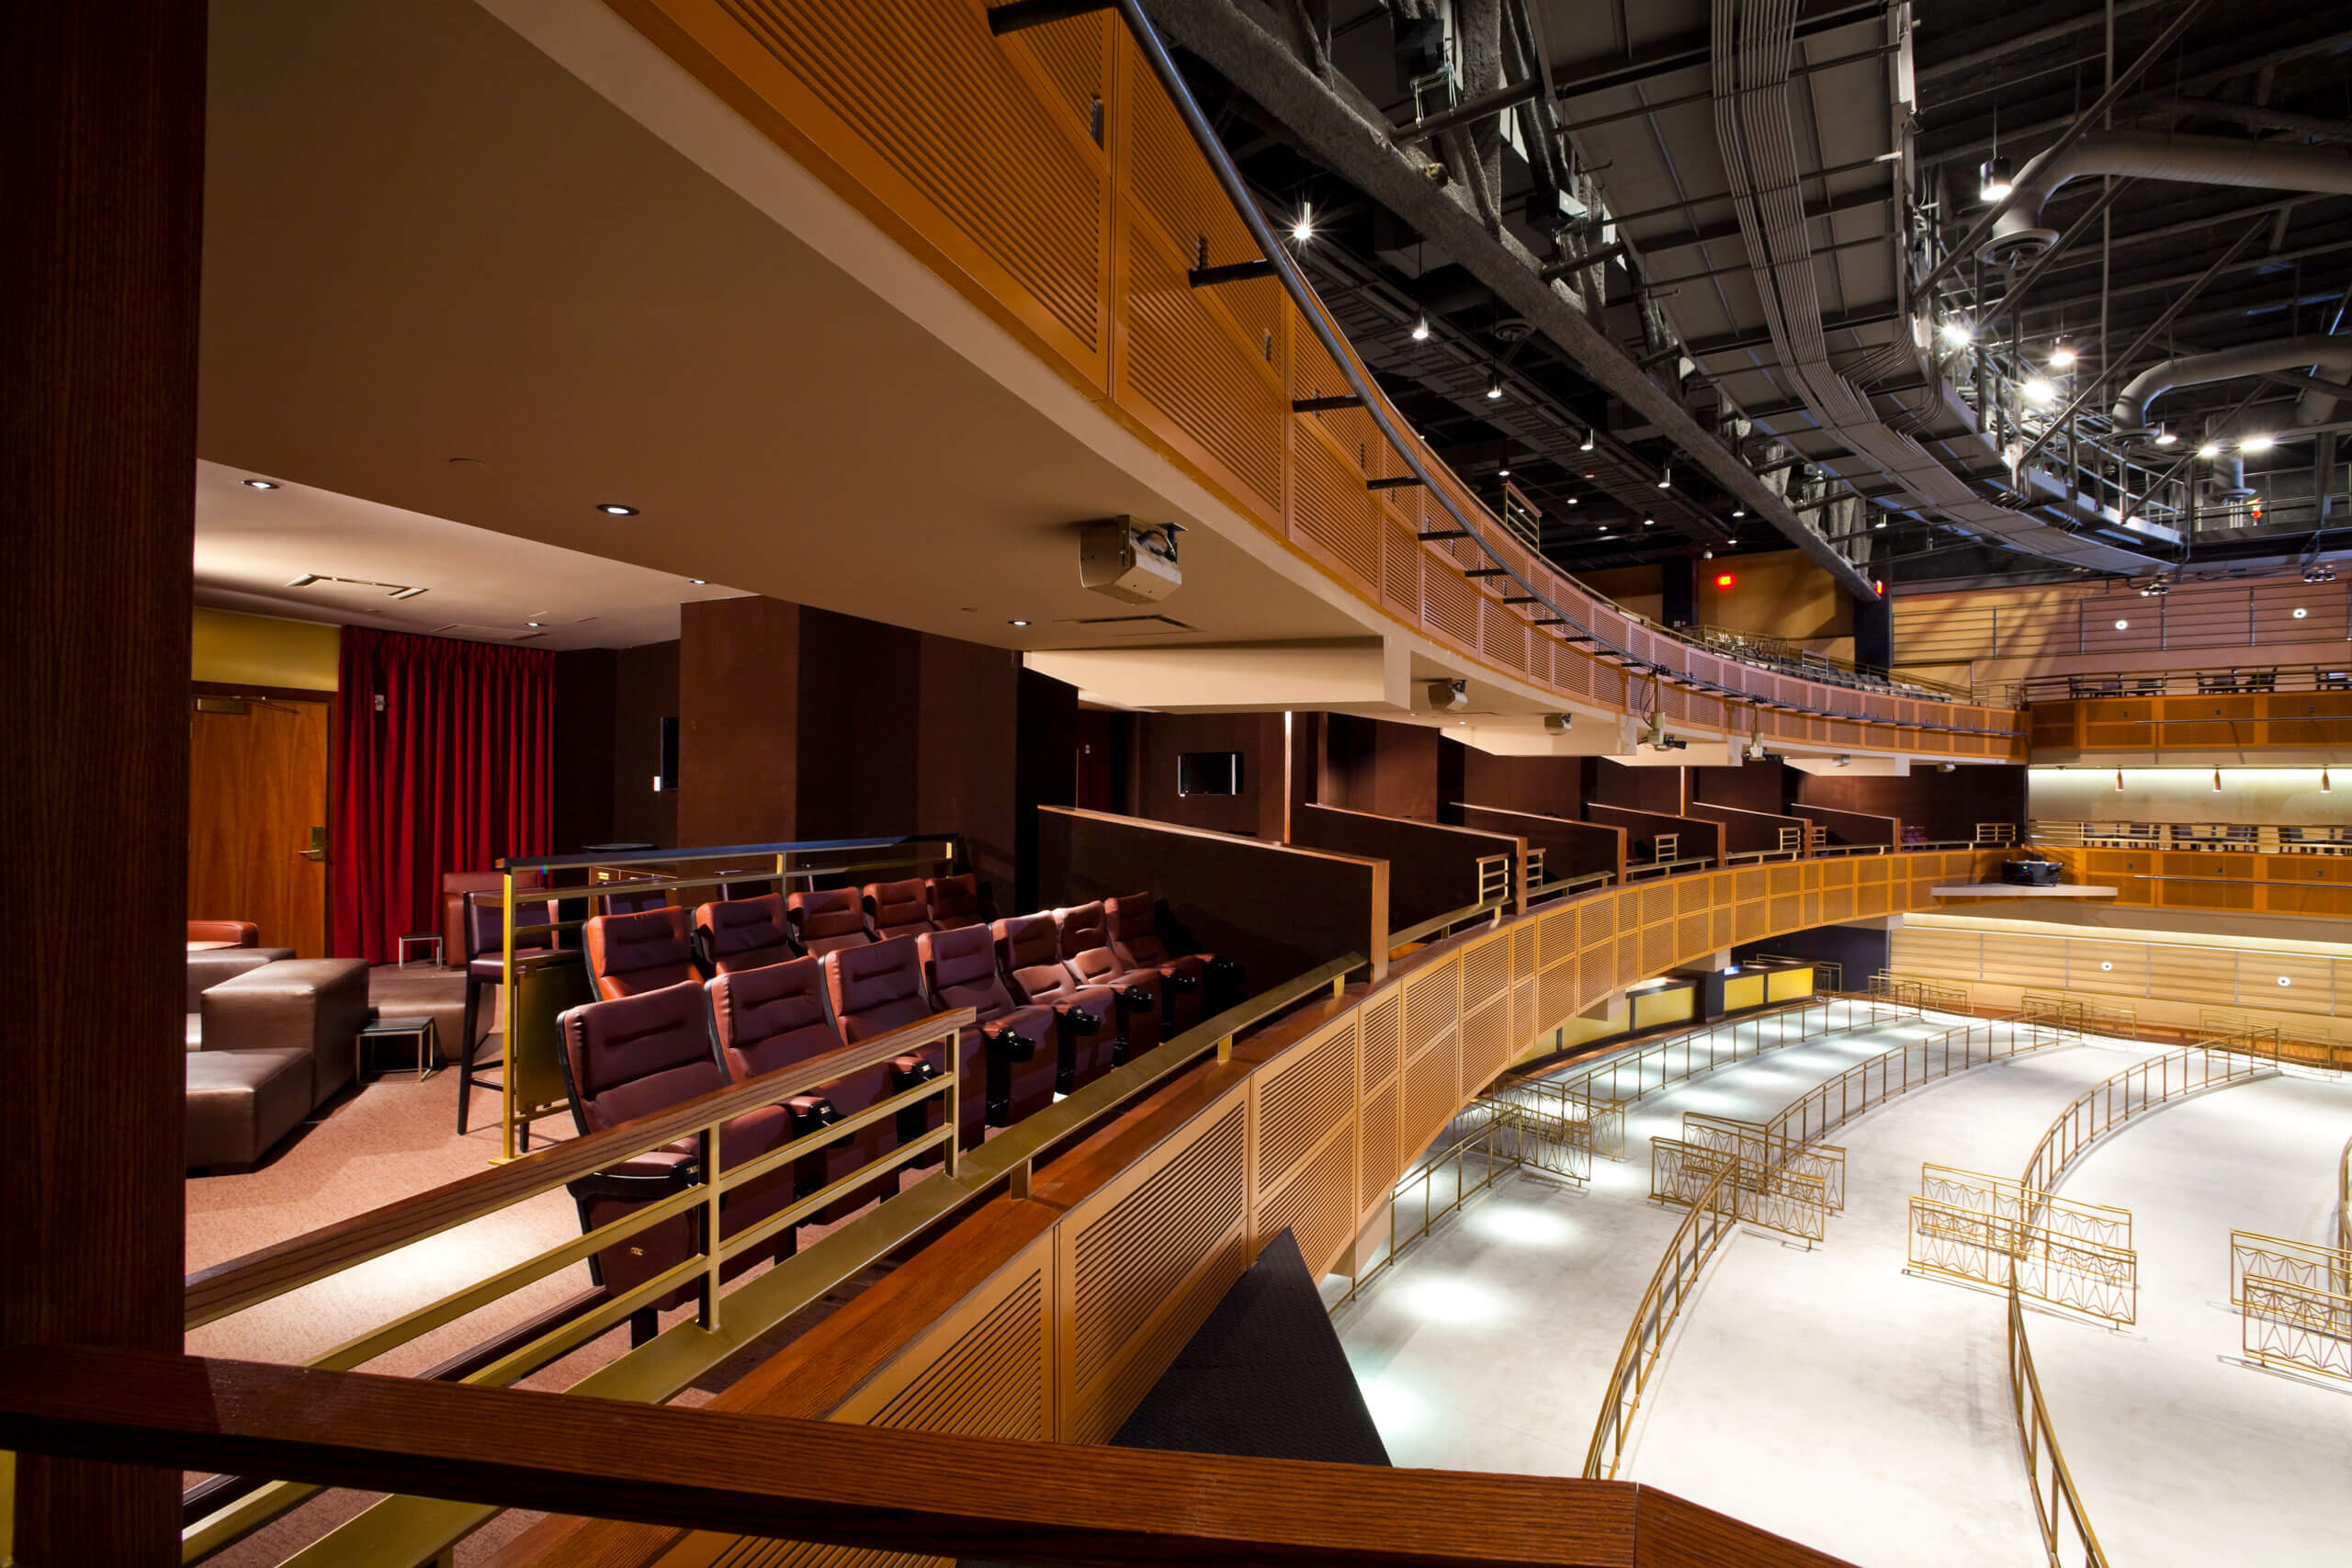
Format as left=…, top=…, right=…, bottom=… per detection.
left=2341, top=1133, right=2351, bottom=1253
left=1583, top=1159, right=1738, bottom=1480
left=2007, top=1045, right=2284, bottom=1568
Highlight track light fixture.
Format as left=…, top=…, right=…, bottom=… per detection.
left=1657, top=465, right=1672, bottom=490
left=2046, top=342, right=2075, bottom=369
left=1410, top=315, right=1430, bottom=342
left=1978, top=155, right=2015, bottom=203
left=1579, top=429, right=1595, bottom=451
left=2197, top=442, right=2221, bottom=459
left=1485, top=374, right=1503, bottom=400
left=2240, top=434, right=2274, bottom=454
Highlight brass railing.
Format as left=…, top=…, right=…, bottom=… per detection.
left=2342, top=1133, right=2352, bottom=1254
left=2197, top=1010, right=2352, bottom=1073
left=2014, top=660, right=2352, bottom=703
left=178, top=946, right=1362, bottom=1565
left=1908, top=1167, right=2138, bottom=1327
left=2029, top=819, right=2352, bottom=855
left=1476, top=852, right=1513, bottom=908
left=1388, top=894, right=1510, bottom=951
left=1869, top=971, right=1973, bottom=1014
left=1334, top=1108, right=1523, bottom=1311
left=1582, top=1158, right=1738, bottom=1480
left=2005, top=1045, right=2285, bottom=1568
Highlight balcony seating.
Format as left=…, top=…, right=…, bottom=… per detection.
left=925, top=873, right=989, bottom=931
left=458, top=887, right=556, bottom=1137
left=707, top=957, right=878, bottom=1224
left=1105, top=891, right=1241, bottom=1031
left=786, top=887, right=870, bottom=957
left=440, top=869, right=542, bottom=971
left=694, top=893, right=799, bottom=976
left=594, top=880, right=670, bottom=918
left=863, top=878, right=935, bottom=942
left=992, top=913, right=1134, bottom=1092
left=582, top=908, right=702, bottom=1001
left=824, top=937, right=948, bottom=1168
left=186, top=919, right=260, bottom=951
left=555, top=982, right=797, bottom=1336
left=1056, top=901, right=1171, bottom=1034
left=917, top=926, right=1054, bottom=1149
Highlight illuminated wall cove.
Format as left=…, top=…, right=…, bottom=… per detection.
left=608, top=0, right=2023, bottom=761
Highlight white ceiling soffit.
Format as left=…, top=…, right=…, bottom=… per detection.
left=197, top=0, right=1367, bottom=663
left=193, top=460, right=736, bottom=649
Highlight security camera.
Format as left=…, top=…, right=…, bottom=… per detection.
left=1544, top=713, right=1574, bottom=734
left=1426, top=679, right=1469, bottom=713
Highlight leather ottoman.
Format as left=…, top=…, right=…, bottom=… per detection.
left=186, top=1047, right=311, bottom=1170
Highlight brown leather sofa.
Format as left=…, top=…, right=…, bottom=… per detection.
left=185, top=953, right=368, bottom=1171
left=187, top=919, right=261, bottom=951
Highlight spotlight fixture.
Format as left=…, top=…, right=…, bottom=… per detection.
left=1938, top=762, right=1956, bottom=773
left=2153, top=429, right=2177, bottom=447
left=1939, top=319, right=1973, bottom=347
left=2213, top=768, right=2223, bottom=793
left=2197, top=442, right=2221, bottom=459
left=2046, top=342, right=2076, bottom=369
left=1732, top=507, right=1746, bottom=519
left=1702, top=548, right=1714, bottom=559
left=1873, top=519, right=1886, bottom=529
left=1290, top=202, right=1314, bottom=243
left=596, top=502, right=639, bottom=516
left=1643, top=518, right=1655, bottom=527
left=1498, top=465, right=1511, bottom=478
left=1657, top=465, right=1672, bottom=490
left=1579, top=430, right=1595, bottom=451
left=2240, top=434, right=2274, bottom=454
left=2021, top=378, right=2057, bottom=406
left=242, top=478, right=279, bottom=490
left=1566, top=496, right=1579, bottom=505
left=1485, top=375, right=1504, bottom=401
left=1978, top=155, right=2015, bottom=203
left=1410, top=316, right=1431, bottom=342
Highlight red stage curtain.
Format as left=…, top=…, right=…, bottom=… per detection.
left=332, top=627, right=553, bottom=964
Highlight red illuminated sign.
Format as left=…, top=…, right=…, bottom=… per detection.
left=1714, top=573, right=1735, bottom=589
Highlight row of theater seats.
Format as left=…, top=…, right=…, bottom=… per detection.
left=548, top=880, right=1240, bottom=1337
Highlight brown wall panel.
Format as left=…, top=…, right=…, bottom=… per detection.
left=1456, top=803, right=1625, bottom=886
left=1037, top=806, right=1385, bottom=992
left=917, top=634, right=1021, bottom=898
left=612, top=641, right=681, bottom=849
left=1290, top=803, right=1521, bottom=931
left=1321, top=714, right=1441, bottom=820
left=1136, top=711, right=1287, bottom=839
left=1798, top=765, right=2023, bottom=845
left=679, top=596, right=800, bottom=845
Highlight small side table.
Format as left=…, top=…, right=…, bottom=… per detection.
left=398, top=931, right=444, bottom=968
left=362, top=1015, right=439, bottom=1083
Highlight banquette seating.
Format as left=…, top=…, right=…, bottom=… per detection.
left=184, top=949, right=368, bottom=1170
left=186, top=919, right=260, bottom=951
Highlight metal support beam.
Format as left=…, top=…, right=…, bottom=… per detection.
left=1545, top=1, right=1884, bottom=99
left=1538, top=243, right=1625, bottom=280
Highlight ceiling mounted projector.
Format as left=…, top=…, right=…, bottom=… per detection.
left=1427, top=679, right=1469, bottom=713
left=1544, top=713, right=1573, bottom=734
left=1079, top=517, right=1184, bottom=604
left=1744, top=736, right=1769, bottom=761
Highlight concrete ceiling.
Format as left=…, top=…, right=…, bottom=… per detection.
left=198, top=0, right=1367, bottom=658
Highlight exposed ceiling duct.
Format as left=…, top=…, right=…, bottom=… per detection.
left=1984, top=131, right=2352, bottom=266
left=2110, top=336, right=2352, bottom=431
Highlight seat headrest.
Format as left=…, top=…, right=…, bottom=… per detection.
left=920, top=924, right=998, bottom=991
left=708, top=956, right=836, bottom=1077
left=1056, top=901, right=1109, bottom=957
left=1105, top=893, right=1157, bottom=941
left=585, top=907, right=695, bottom=993
left=789, top=887, right=865, bottom=940
left=993, top=913, right=1060, bottom=969
left=928, top=874, right=980, bottom=919
left=695, top=894, right=797, bottom=972
left=864, top=878, right=931, bottom=932
left=557, top=980, right=724, bottom=1129
left=825, top=935, right=923, bottom=1018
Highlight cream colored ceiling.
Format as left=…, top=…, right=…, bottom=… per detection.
left=198, top=0, right=1366, bottom=656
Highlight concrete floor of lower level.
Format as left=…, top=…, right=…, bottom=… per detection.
left=1332, top=1013, right=2352, bottom=1567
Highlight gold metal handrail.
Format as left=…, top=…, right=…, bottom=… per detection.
left=1582, top=1156, right=1737, bottom=1479
left=1389, top=896, right=1507, bottom=951
left=2341, top=1133, right=2351, bottom=1255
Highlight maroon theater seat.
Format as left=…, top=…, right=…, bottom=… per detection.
left=458, top=887, right=556, bottom=1139
left=555, top=982, right=794, bottom=1337
left=823, top=937, right=949, bottom=1168
left=787, top=887, right=870, bottom=958
left=1055, top=901, right=1170, bottom=1033
left=924, top=874, right=989, bottom=931
left=596, top=883, right=670, bottom=918
left=863, top=878, right=935, bottom=943
left=918, top=926, right=1055, bottom=1149
left=1106, top=890, right=1240, bottom=1031
left=993, top=913, right=1148, bottom=1092
left=695, top=893, right=798, bottom=976
left=583, top=907, right=702, bottom=1001
left=707, top=958, right=883, bottom=1222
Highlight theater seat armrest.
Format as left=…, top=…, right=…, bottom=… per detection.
left=1055, top=1004, right=1101, bottom=1034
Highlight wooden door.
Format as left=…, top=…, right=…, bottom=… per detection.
left=187, top=697, right=331, bottom=956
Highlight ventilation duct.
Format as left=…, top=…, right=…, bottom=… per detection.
left=2110, top=337, right=2352, bottom=433
left=1984, top=132, right=2352, bottom=267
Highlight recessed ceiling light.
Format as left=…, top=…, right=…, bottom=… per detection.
left=689, top=579, right=707, bottom=585
left=526, top=621, right=544, bottom=628
left=1008, top=618, right=1030, bottom=627
left=2114, top=619, right=2129, bottom=630
left=243, top=479, right=278, bottom=490
left=2293, top=607, right=2308, bottom=618
left=596, top=502, right=639, bottom=516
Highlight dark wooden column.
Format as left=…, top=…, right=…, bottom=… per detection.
left=2, top=1, right=205, bottom=1561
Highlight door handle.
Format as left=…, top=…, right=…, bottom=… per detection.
left=301, top=826, right=327, bottom=862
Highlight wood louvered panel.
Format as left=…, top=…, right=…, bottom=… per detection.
left=1821, top=860, right=1855, bottom=888
left=1893, top=927, right=1983, bottom=979
left=1257, top=1121, right=1356, bottom=1275
left=1401, top=961, right=1459, bottom=1056
left=1736, top=899, right=1767, bottom=942
left=1577, top=896, right=1613, bottom=950
left=1401, top=1030, right=1458, bottom=1151
left=1064, top=1100, right=1246, bottom=1420
left=1677, top=876, right=1712, bottom=915
left=1822, top=886, right=1854, bottom=924
left=1802, top=890, right=1822, bottom=927
left=1614, top=932, right=1642, bottom=987
left=1291, top=424, right=1381, bottom=587
left=1735, top=868, right=1766, bottom=902
left=1770, top=864, right=1802, bottom=896
left=1641, top=924, right=1672, bottom=976
left=1577, top=943, right=1611, bottom=1008
left=1640, top=885, right=1674, bottom=926
left=1460, top=995, right=1510, bottom=1095
left=1422, top=558, right=1479, bottom=648
left=1770, top=893, right=1802, bottom=930
left=1120, top=225, right=1283, bottom=515
left=718, top=0, right=1107, bottom=358
left=1254, top=1019, right=1355, bottom=1194
left=1482, top=599, right=1528, bottom=673
left=1461, top=934, right=1509, bottom=1010
left=1712, top=905, right=1735, bottom=949
left=854, top=1267, right=1051, bottom=1439
left=1541, top=960, right=1581, bottom=1034
left=1359, top=990, right=1402, bottom=1089
left=1613, top=887, right=1645, bottom=933
left=1359, top=1077, right=1400, bottom=1209
left=1979, top=935, right=2068, bottom=988
left=1382, top=522, right=1420, bottom=615
left=1013, top=8, right=1106, bottom=132
left=1539, top=906, right=1577, bottom=966
left=1675, top=912, right=1709, bottom=961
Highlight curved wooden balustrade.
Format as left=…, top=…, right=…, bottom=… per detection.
left=602, top=0, right=2024, bottom=759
